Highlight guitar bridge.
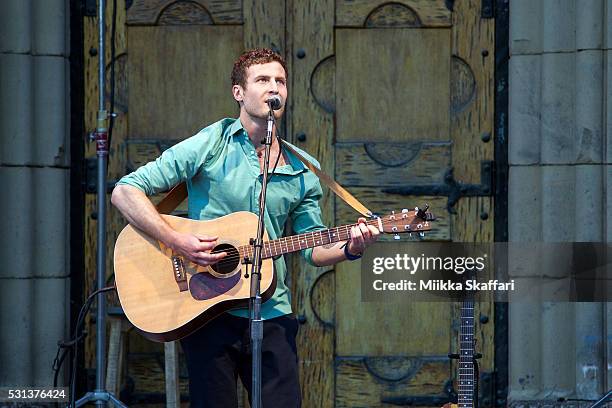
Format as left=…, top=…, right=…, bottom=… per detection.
left=171, top=256, right=188, bottom=292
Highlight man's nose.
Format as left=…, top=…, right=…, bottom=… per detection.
left=268, top=80, right=280, bottom=92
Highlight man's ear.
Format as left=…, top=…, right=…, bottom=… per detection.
left=232, top=84, right=244, bottom=102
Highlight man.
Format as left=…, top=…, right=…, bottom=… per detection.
left=111, top=48, right=379, bottom=407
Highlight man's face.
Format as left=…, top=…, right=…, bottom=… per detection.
left=233, top=61, right=287, bottom=120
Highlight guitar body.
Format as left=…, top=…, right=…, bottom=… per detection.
left=114, top=211, right=275, bottom=342
left=114, top=206, right=435, bottom=342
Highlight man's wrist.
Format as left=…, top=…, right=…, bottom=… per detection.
left=344, top=243, right=362, bottom=261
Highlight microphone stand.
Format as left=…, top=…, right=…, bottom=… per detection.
left=587, top=390, right=612, bottom=408
left=248, top=101, right=276, bottom=408
left=72, top=0, right=126, bottom=406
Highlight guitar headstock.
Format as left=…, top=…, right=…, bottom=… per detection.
left=377, top=204, right=436, bottom=239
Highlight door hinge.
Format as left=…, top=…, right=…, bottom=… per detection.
left=84, top=157, right=117, bottom=194
left=383, top=161, right=495, bottom=214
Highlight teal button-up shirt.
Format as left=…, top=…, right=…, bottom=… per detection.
left=116, top=118, right=326, bottom=319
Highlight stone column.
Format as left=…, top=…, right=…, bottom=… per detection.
left=508, top=0, right=609, bottom=403
left=0, top=0, right=71, bottom=386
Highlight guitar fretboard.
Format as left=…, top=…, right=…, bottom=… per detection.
left=237, top=219, right=379, bottom=260
left=458, top=298, right=475, bottom=408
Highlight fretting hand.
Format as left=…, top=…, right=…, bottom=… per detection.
left=346, top=217, right=380, bottom=256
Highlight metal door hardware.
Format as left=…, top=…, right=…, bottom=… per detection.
left=383, top=161, right=494, bottom=214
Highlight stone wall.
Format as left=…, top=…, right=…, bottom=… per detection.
left=0, top=0, right=71, bottom=386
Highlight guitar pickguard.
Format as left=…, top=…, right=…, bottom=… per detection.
left=189, top=271, right=242, bottom=301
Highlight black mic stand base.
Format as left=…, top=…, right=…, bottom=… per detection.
left=587, top=389, right=612, bottom=408
left=73, top=391, right=128, bottom=408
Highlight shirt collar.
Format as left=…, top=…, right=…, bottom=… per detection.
left=228, top=117, right=245, bottom=137
left=230, top=118, right=306, bottom=176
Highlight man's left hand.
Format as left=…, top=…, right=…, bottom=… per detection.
left=347, top=217, right=380, bottom=256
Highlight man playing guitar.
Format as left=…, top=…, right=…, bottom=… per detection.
left=111, top=48, right=379, bottom=407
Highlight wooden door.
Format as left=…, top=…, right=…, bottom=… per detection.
left=286, top=1, right=494, bottom=407
left=83, top=0, right=495, bottom=405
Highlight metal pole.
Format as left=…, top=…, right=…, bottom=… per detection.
left=249, top=105, right=276, bottom=408
left=95, top=0, right=108, bottom=404
left=72, top=1, right=126, bottom=406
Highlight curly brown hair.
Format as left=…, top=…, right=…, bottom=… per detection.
left=231, top=48, right=288, bottom=89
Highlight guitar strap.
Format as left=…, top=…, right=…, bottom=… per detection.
left=155, top=139, right=373, bottom=217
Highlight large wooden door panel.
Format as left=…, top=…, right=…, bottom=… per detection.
left=336, top=28, right=451, bottom=142
left=128, top=25, right=242, bottom=139
left=289, top=0, right=495, bottom=407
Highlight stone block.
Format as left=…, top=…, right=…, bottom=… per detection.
left=32, top=277, right=69, bottom=385
left=542, top=0, right=576, bottom=52
left=0, top=53, right=33, bottom=165
left=0, top=167, right=34, bottom=279
left=509, top=55, right=541, bottom=165
left=33, top=0, right=68, bottom=56
left=541, top=166, right=576, bottom=242
left=34, top=56, right=69, bottom=167
left=575, top=50, right=604, bottom=164
left=0, top=279, right=33, bottom=385
left=509, top=166, right=542, bottom=241
left=510, top=0, right=543, bottom=55
left=33, top=167, right=69, bottom=278
left=606, top=0, right=612, bottom=49
left=0, top=0, right=31, bottom=53
left=541, top=53, right=576, bottom=164
left=540, top=302, right=575, bottom=397
left=606, top=51, right=612, bottom=164
left=574, top=303, right=605, bottom=399
left=576, top=0, right=604, bottom=49
left=607, top=166, right=612, bottom=242
left=607, top=302, right=612, bottom=389
left=509, top=302, right=542, bottom=399
left=575, top=165, right=603, bottom=241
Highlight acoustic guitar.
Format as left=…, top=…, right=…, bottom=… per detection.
left=114, top=207, right=434, bottom=342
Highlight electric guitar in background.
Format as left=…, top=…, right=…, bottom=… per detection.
left=114, top=206, right=435, bottom=342
left=444, top=294, right=480, bottom=408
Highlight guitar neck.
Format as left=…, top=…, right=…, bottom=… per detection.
left=458, top=297, right=475, bottom=408
left=237, top=219, right=380, bottom=260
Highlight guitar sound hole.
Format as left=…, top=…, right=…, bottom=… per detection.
left=210, top=243, right=240, bottom=276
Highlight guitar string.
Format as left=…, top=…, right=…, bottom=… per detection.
left=186, top=217, right=433, bottom=267
left=208, top=218, right=430, bottom=264
left=210, top=218, right=417, bottom=260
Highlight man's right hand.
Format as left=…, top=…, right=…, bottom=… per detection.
left=168, top=232, right=227, bottom=267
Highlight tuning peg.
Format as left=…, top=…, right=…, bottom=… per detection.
left=394, top=234, right=401, bottom=240
left=416, top=204, right=430, bottom=220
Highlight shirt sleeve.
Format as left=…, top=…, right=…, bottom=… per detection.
left=115, top=130, right=213, bottom=196
left=290, top=171, right=327, bottom=266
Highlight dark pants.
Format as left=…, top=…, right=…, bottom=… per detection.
left=180, top=313, right=301, bottom=408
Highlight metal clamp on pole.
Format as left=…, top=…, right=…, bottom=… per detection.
left=95, top=110, right=109, bottom=156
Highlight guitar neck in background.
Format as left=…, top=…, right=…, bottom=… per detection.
left=458, top=297, right=476, bottom=408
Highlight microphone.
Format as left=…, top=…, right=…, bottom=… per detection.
left=266, top=95, right=282, bottom=110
